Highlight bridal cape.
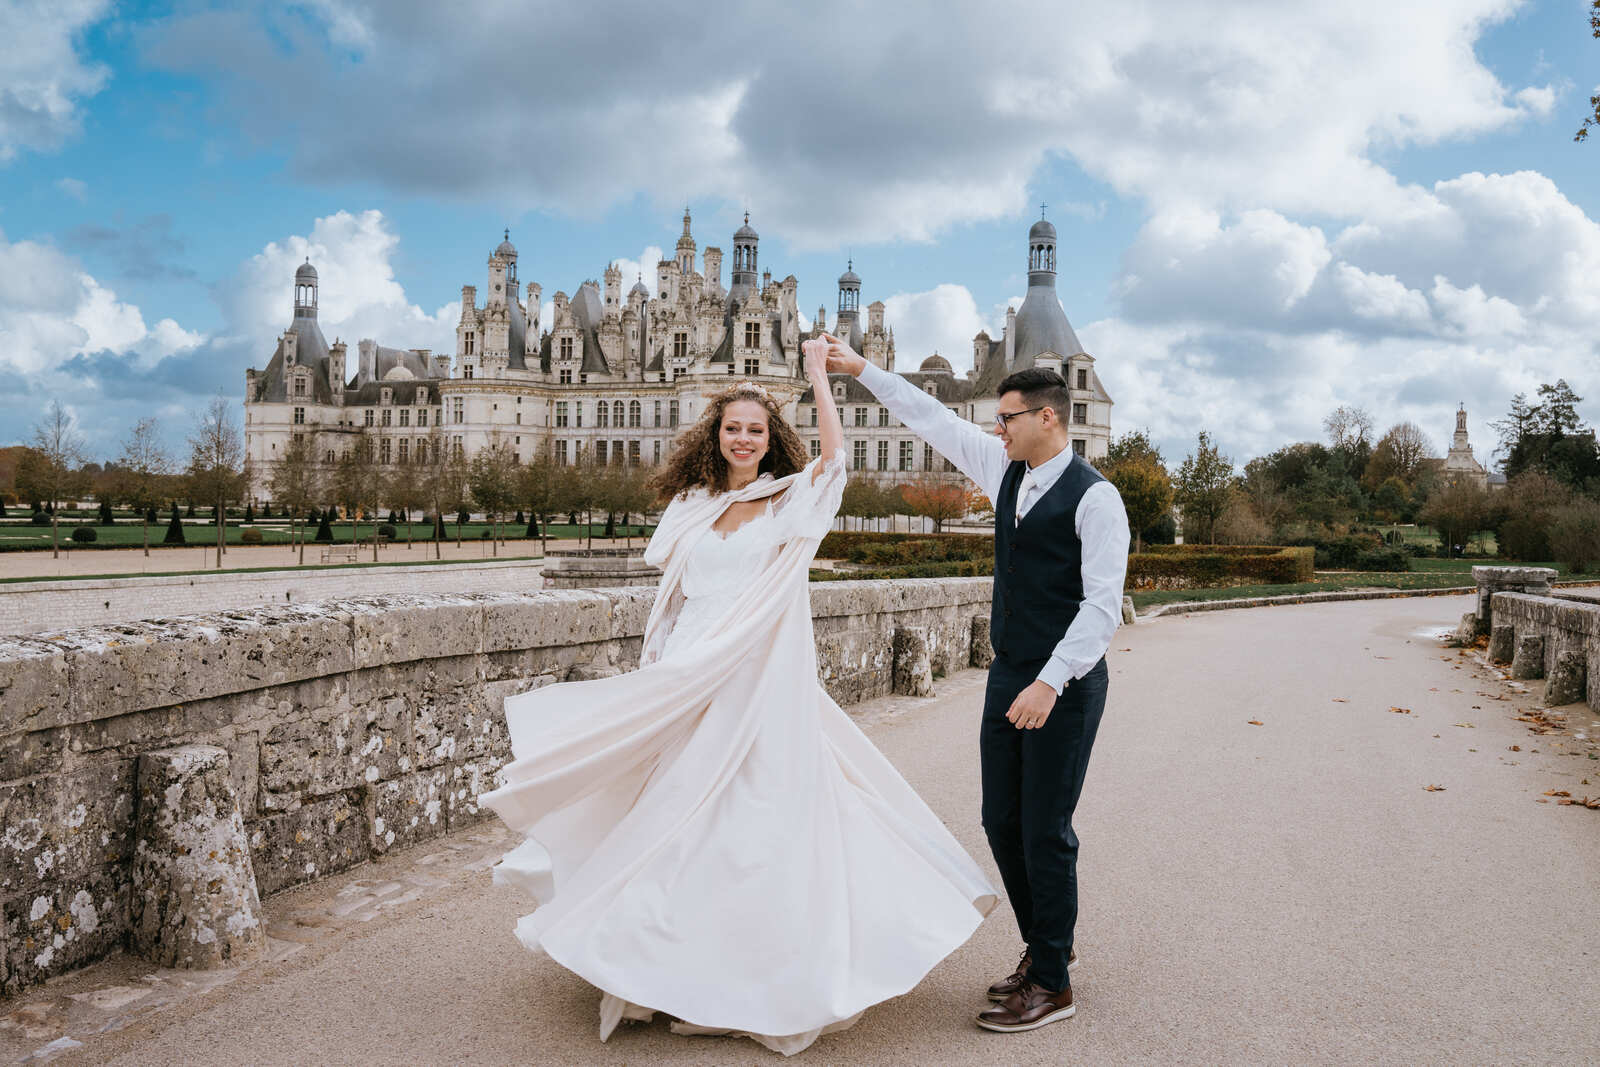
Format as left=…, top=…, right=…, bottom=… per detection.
left=481, top=450, right=997, bottom=1055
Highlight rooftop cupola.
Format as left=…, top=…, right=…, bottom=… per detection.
left=838, top=259, right=860, bottom=313
left=729, top=212, right=759, bottom=304
left=495, top=228, right=518, bottom=286
left=294, top=259, right=318, bottom=319
left=1028, top=208, right=1057, bottom=286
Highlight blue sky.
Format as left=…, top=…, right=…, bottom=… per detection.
left=2, top=0, right=1597, bottom=470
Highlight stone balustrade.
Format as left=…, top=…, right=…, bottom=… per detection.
left=0, top=576, right=992, bottom=994
left=1469, top=565, right=1558, bottom=637
left=1487, top=590, right=1599, bottom=711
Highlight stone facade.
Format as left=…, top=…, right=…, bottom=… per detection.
left=243, top=211, right=1114, bottom=504
left=0, top=577, right=991, bottom=993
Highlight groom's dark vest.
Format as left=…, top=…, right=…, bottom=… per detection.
left=990, top=455, right=1108, bottom=663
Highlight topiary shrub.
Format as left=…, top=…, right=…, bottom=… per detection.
left=240, top=527, right=263, bottom=544
left=514, top=510, right=525, bottom=525
left=98, top=500, right=115, bottom=525
left=457, top=508, right=471, bottom=526
left=71, top=525, right=97, bottom=543
left=30, top=511, right=50, bottom=526
left=378, top=523, right=397, bottom=540
left=314, top=511, right=334, bottom=542
left=164, top=506, right=185, bottom=545
left=244, top=503, right=256, bottom=523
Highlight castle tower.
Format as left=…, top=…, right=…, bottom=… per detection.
left=294, top=259, right=318, bottom=320
left=704, top=247, right=723, bottom=292
left=1008, top=210, right=1083, bottom=371
left=676, top=208, right=697, bottom=276
left=1443, top=404, right=1489, bottom=490
left=604, top=263, right=622, bottom=312
left=729, top=213, right=758, bottom=305
left=835, top=260, right=862, bottom=351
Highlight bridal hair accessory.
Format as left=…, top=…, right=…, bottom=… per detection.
left=730, top=381, right=774, bottom=403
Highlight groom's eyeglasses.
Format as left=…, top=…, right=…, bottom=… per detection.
left=994, top=406, right=1046, bottom=428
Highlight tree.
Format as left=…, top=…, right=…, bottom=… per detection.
left=898, top=473, right=971, bottom=534
left=1173, top=431, right=1234, bottom=544
left=1104, top=458, right=1173, bottom=552
left=840, top=478, right=889, bottom=532
left=1494, top=380, right=1600, bottom=488
left=382, top=462, right=427, bottom=551
left=186, top=396, right=247, bottom=569
left=331, top=433, right=383, bottom=561
left=1323, top=405, right=1374, bottom=454
left=468, top=434, right=519, bottom=556
left=1096, top=429, right=1165, bottom=472
left=612, top=463, right=658, bottom=548
left=1418, top=480, right=1492, bottom=557
left=1577, top=1, right=1600, bottom=141
left=1549, top=499, right=1600, bottom=573
left=114, top=418, right=172, bottom=558
left=518, top=449, right=562, bottom=555
left=30, top=401, right=88, bottom=560
left=1364, top=422, right=1432, bottom=488
left=268, top=433, right=322, bottom=565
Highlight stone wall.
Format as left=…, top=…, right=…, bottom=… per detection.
left=0, top=576, right=992, bottom=993
left=0, top=559, right=549, bottom=638
left=1488, top=591, right=1599, bottom=711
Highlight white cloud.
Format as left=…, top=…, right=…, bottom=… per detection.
left=879, top=284, right=1011, bottom=374
left=55, top=177, right=86, bottom=201
left=225, top=209, right=457, bottom=358
left=0, top=0, right=111, bottom=161
left=140, top=0, right=1552, bottom=244
left=609, top=246, right=664, bottom=298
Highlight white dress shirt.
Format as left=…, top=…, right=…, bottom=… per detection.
left=857, top=362, right=1130, bottom=694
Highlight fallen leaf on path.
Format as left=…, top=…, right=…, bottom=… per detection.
left=1424, top=784, right=1446, bottom=792
left=1117, top=648, right=1132, bottom=652
left=1429, top=687, right=1439, bottom=691
left=1543, top=790, right=1571, bottom=797
left=1510, top=745, right=1521, bottom=752
left=1331, top=697, right=1349, bottom=703
left=1536, top=798, right=1550, bottom=803
left=1454, top=723, right=1475, bottom=728
left=1389, top=706, right=1413, bottom=715
left=1558, top=798, right=1576, bottom=805
left=1583, top=797, right=1600, bottom=810
left=1374, top=655, right=1392, bottom=660
left=1246, top=720, right=1263, bottom=726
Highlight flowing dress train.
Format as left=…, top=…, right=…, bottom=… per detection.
left=480, top=449, right=997, bottom=1055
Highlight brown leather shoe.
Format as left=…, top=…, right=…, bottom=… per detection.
left=985, top=948, right=1078, bottom=1002
left=976, top=979, right=1075, bottom=1032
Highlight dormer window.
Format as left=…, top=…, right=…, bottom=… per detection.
left=559, top=337, right=574, bottom=360
left=833, top=382, right=846, bottom=401
left=744, top=321, right=761, bottom=348
left=293, top=376, right=307, bottom=397
left=381, top=388, right=392, bottom=405
left=1076, top=368, right=1088, bottom=390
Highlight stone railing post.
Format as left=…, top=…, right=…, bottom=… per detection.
left=1472, top=566, right=1557, bottom=636
left=131, top=745, right=264, bottom=969
left=892, top=627, right=934, bottom=696
left=969, top=615, right=994, bottom=669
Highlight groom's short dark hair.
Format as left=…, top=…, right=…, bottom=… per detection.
left=997, top=367, right=1070, bottom=424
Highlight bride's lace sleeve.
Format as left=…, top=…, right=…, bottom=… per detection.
left=770, top=447, right=848, bottom=545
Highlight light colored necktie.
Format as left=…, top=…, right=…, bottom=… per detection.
left=1015, top=469, right=1037, bottom=526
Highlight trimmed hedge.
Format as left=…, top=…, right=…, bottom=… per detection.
left=817, top=530, right=993, bottom=560
left=1127, top=545, right=1313, bottom=589
left=810, top=560, right=989, bottom=581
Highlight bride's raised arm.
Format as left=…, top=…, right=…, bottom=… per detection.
left=803, top=338, right=844, bottom=481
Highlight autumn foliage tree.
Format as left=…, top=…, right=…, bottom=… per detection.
left=1174, top=430, right=1235, bottom=545
left=898, top=473, right=971, bottom=533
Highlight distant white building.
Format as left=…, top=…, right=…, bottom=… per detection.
left=1442, top=404, right=1490, bottom=490
left=243, top=212, right=1114, bottom=503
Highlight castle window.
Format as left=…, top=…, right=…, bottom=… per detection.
left=326, top=449, right=335, bottom=463
left=452, top=397, right=464, bottom=424
left=613, top=400, right=625, bottom=425
left=1072, top=403, right=1087, bottom=425
left=854, top=407, right=868, bottom=427
left=399, top=410, right=409, bottom=427
left=877, top=440, right=889, bottom=471
left=556, top=440, right=568, bottom=465
left=515, top=412, right=520, bottom=425
left=612, top=439, right=624, bottom=465
left=597, top=403, right=609, bottom=428
left=381, top=388, right=392, bottom=404
left=899, top=441, right=914, bottom=472
left=293, top=407, right=305, bottom=425
left=744, top=322, right=760, bottom=348
left=365, top=409, right=375, bottom=427
left=560, top=368, right=572, bottom=384
left=559, top=337, right=574, bottom=360
left=653, top=440, right=661, bottom=464
left=292, top=433, right=303, bottom=445
left=294, top=377, right=307, bottom=397
left=463, top=365, right=473, bottom=379
left=453, top=436, right=464, bottom=458
left=654, top=400, right=662, bottom=428
left=1076, top=368, right=1087, bottom=390
left=464, top=332, right=475, bottom=355
left=628, top=440, right=641, bottom=466
left=629, top=401, right=641, bottom=428
left=926, top=443, right=936, bottom=471
left=418, top=389, right=428, bottom=405
left=833, top=382, right=846, bottom=401
left=595, top=441, right=608, bottom=465
left=809, top=440, right=820, bottom=459
left=556, top=401, right=568, bottom=427
left=673, top=332, right=688, bottom=359
left=811, top=407, right=818, bottom=427
left=580, top=373, right=588, bottom=384
left=878, top=407, right=889, bottom=427
left=418, top=409, right=428, bottom=427
left=382, top=409, right=392, bottom=427
left=380, top=438, right=392, bottom=464
left=669, top=400, right=679, bottom=427
left=398, top=439, right=409, bottom=463
left=574, top=402, right=583, bottom=427
left=852, top=440, right=867, bottom=471
left=744, top=358, right=760, bottom=376
left=1072, top=439, right=1086, bottom=456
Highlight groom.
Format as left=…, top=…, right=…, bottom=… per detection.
left=822, top=335, right=1129, bottom=1033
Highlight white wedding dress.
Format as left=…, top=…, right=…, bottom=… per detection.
left=482, top=451, right=996, bottom=1055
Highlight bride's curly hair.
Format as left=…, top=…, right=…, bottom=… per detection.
left=650, top=381, right=810, bottom=500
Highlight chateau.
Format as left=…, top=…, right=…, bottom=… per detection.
left=243, top=212, right=1113, bottom=504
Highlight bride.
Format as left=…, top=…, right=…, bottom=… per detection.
left=481, top=340, right=997, bottom=1055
